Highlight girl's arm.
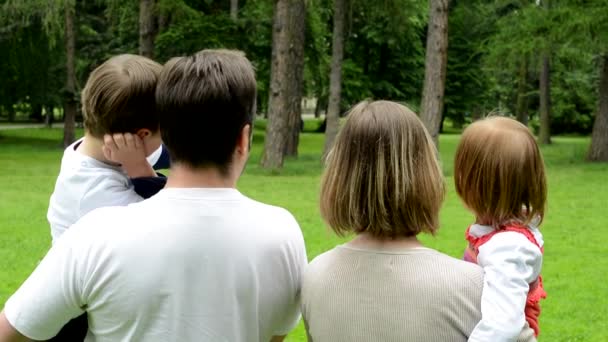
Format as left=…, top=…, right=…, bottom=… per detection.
left=468, top=232, right=542, bottom=342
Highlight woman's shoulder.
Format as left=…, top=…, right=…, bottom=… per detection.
left=423, top=249, right=485, bottom=285
left=305, top=247, right=344, bottom=275
left=304, top=246, right=483, bottom=285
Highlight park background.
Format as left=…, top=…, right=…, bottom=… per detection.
left=1, top=0, right=607, bottom=340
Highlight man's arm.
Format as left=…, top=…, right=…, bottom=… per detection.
left=0, top=311, right=30, bottom=342
left=1, top=225, right=89, bottom=341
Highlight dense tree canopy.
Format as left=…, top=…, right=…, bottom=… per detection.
left=1, top=0, right=607, bottom=159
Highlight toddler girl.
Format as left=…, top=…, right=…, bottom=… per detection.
left=454, top=116, right=547, bottom=341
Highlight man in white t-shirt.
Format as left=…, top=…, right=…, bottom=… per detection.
left=0, top=49, right=307, bottom=342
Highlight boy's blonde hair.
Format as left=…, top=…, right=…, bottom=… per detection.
left=454, top=116, right=547, bottom=228
left=320, top=100, right=445, bottom=239
left=81, top=54, right=162, bottom=138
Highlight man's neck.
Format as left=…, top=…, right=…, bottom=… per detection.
left=165, top=164, right=238, bottom=189
left=77, top=135, right=116, bottom=165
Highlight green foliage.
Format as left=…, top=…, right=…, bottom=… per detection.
left=444, top=0, right=496, bottom=125
left=443, top=0, right=605, bottom=134
left=0, top=0, right=606, bottom=135
left=341, top=0, right=426, bottom=108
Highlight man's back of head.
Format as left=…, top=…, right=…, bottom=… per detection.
left=156, top=49, right=257, bottom=175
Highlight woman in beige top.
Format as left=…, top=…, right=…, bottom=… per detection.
left=301, top=100, right=536, bottom=342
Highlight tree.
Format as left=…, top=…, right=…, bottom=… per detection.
left=261, top=0, right=306, bottom=168
left=588, top=55, right=608, bottom=161
left=2, top=0, right=77, bottom=146
left=63, top=3, right=77, bottom=147
left=230, top=0, right=238, bottom=21
left=139, top=0, right=156, bottom=58
left=322, top=0, right=347, bottom=159
left=284, top=0, right=306, bottom=157
left=537, top=0, right=552, bottom=144
left=538, top=53, right=552, bottom=144
left=515, top=56, right=529, bottom=126
left=420, top=0, right=449, bottom=147
left=444, top=0, right=495, bottom=129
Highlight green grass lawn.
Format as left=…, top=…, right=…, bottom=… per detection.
left=1, top=123, right=607, bottom=341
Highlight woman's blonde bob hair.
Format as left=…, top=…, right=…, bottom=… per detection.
left=320, top=100, right=445, bottom=239
left=454, top=116, right=547, bottom=228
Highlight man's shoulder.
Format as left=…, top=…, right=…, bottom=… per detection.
left=239, top=196, right=299, bottom=227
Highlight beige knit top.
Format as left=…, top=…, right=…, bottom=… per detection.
left=301, top=244, right=536, bottom=342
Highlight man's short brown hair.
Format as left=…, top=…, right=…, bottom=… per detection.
left=156, top=49, right=257, bottom=173
left=320, top=100, right=445, bottom=239
left=454, top=116, right=547, bottom=228
left=81, top=54, right=162, bottom=137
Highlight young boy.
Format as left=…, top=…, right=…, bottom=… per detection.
left=46, top=54, right=169, bottom=341
left=47, top=54, right=165, bottom=244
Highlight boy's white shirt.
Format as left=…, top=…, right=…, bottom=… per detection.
left=467, top=223, right=544, bottom=342
left=47, top=138, right=144, bottom=243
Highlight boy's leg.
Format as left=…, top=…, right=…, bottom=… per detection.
left=48, top=314, right=88, bottom=341
left=131, top=174, right=168, bottom=199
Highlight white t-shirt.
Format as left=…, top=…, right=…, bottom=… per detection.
left=468, top=223, right=544, bottom=342
left=6, top=188, right=307, bottom=341
left=47, top=139, right=143, bottom=243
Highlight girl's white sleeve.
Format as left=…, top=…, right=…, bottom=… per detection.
left=467, top=232, right=543, bottom=342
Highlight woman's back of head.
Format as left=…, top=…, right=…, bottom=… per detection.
left=320, top=100, right=445, bottom=239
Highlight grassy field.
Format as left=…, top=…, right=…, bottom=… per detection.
left=1, top=122, right=607, bottom=341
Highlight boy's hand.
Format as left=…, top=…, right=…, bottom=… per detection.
left=103, top=133, right=156, bottom=178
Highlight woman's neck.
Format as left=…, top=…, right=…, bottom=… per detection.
left=348, top=233, right=423, bottom=250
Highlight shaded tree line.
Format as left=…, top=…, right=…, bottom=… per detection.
left=0, top=0, right=607, bottom=162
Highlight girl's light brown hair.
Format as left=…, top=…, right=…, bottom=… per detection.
left=454, top=116, right=547, bottom=228
left=320, top=100, right=445, bottom=239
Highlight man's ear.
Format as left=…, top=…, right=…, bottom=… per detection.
left=136, top=128, right=152, bottom=141
left=237, top=124, right=251, bottom=154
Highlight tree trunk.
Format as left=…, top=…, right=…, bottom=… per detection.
left=539, top=53, right=551, bottom=144
left=516, top=56, right=529, bottom=126
left=322, top=0, right=347, bottom=159
left=588, top=55, right=608, bottom=161
left=420, top=0, right=450, bottom=148
left=472, top=105, right=482, bottom=122
left=284, top=0, right=306, bottom=157
left=158, top=12, right=167, bottom=33
left=63, top=4, right=77, bottom=148
left=230, top=0, right=238, bottom=21
left=7, top=105, right=15, bottom=122
left=139, top=0, right=156, bottom=59
left=30, top=104, right=43, bottom=122
left=260, top=0, right=306, bottom=168
left=45, top=105, right=54, bottom=128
